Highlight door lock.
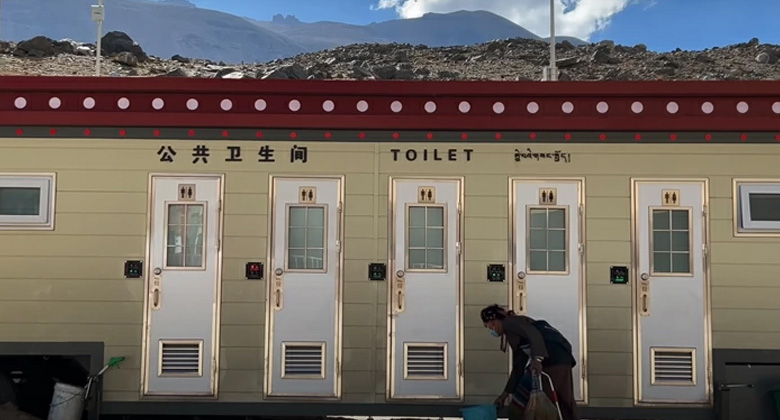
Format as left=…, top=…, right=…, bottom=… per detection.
left=151, top=267, right=162, bottom=311
left=639, top=272, right=650, bottom=316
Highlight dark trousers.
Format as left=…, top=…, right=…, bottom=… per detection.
left=540, top=364, right=580, bottom=420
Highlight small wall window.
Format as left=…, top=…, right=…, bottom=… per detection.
left=736, top=181, right=780, bottom=234
left=527, top=207, right=568, bottom=273
left=0, top=174, right=56, bottom=230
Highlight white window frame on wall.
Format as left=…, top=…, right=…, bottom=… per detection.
left=734, top=179, right=780, bottom=236
left=0, top=173, right=57, bottom=230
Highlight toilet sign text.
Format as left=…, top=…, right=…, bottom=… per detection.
left=156, top=144, right=310, bottom=164
left=514, top=148, right=571, bottom=163
left=390, top=148, right=474, bottom=162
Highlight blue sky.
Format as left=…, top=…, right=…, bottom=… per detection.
left=184, top=0, right=780, bottom=52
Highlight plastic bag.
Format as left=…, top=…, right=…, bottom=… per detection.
left=521, top=373, right=562, bottom=420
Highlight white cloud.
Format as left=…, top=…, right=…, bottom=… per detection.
left=373, top=0, right=639, bottom=41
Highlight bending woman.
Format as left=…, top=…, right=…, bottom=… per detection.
left=480, top=304, right=580, bottom=420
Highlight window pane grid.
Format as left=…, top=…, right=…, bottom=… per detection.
left=528, top=208, right=567, bottom=272
left=651, top=209, right=690, bottom=274
left=166, top=204, right=205, bottom=268
left=407, top=206, right=445, bottom=270
left=288, top=206, right=325, bottom=270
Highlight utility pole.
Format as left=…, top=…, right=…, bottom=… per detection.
left=548, top=0, right=558, bottom=81
left=91, top=0, right=105, bottom=76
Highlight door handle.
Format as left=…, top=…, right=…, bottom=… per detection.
left=515, top=272, right=527, bottom=315
left=719, top=383, right=754, bottom=391
left=639, top=272, right=650, bottom=316
left=151, top=267, right=162, bottom=311
left=394, top=270, right=406, bottom=314
left=273, top=268, right=284, bottom=311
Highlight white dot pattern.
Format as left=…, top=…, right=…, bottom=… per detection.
left=356, top=100, right=369, bottom=112
left=117, top=97, right=130, bottom=109
left=322, top=100, right=335, bottom=112
left=561, top=102, right=574, bottom=114
left=289, top=99, right=301, bottom=112
left=186, top=98, right=199, bottom=111
left=458, top=101, right=471, bottom=113
left=424, top=101, right=437, bottom=113
left=493, top=102, right=505, bottom=114
left=391, top=101, right=403, bottom=113
left=83, top=97, right=96, bottom=109
left=49, top=97, right=61, bottom=109
left=152, top=98, right=165, bottom=110
left=527, top=102, right=539, bottom=114
left=254, top=99, right=267, bottom=111
left=701, top=102, right=714, bottom=114
left=596, top=102, right=609, bottom=113
left=631, top=101, right=644, bottom=114
left=14, top=97, right=27, bottom=109
left=220, top=99, right=233, bottom=111
left=667, top=102, right=679, bottom=114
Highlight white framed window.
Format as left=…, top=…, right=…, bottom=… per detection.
left=735, top=180, right=780, bottom=235
left=0, top=173, right=56, bottom=230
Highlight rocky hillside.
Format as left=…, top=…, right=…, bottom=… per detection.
left=1, top=32, right=779, bottom=81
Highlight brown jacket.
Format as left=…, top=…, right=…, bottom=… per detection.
left=502, top=315, right=549, bottom=393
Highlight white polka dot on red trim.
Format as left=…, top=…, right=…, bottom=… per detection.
left=561, top=101, right=574, bottom=113
left=356, top=100, right=369, bottom=112
left=666, top=101, right=679, bottom=114
left=83, top=97, right=96, bottom=109
left=391, top=101, right=403, bottom=113
left=458, top=101, right=471, bottom=113
left=736, top=101, right=749, bottom=113
left=14, top=97, right=27, bottom=109
left=254, top=99, right=266, bottom=111
left=288, top=99, right=301, bottom=112
left=186, top=98, right=199, bottom=111
left=49, top=97, right=61, bottom=109
left=631, top=101, right=644, bottom=113
left=322, top=100, right=335, bottom=112
left=424, top=101, right=437, bottom=113
left=117, top=97, right=130, bottom=109
left=773, top=102, right=780, bottom=114
left=152, top=98, right=164, bottom=110
left=527, top=101, right=539, bottom=114
left=596, top=101, right=609, bottom=113
left=493, top=102, right=505, bottom=114
left=701, top=101, right=714, bottom=114
left=220, top=99, right=233, bottom=111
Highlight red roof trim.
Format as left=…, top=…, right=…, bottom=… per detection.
left=0, top=76, right=778, bottom=132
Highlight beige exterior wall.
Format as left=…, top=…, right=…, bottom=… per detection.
left=0, top=138, right=779, bottom=406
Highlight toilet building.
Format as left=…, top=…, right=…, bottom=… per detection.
left=0, top=76, right=779, bottom=420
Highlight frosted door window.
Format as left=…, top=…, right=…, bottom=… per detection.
left=0, top=187, right=41, bottom=216
left=288, top=206, right=325, bottom=270
left=528, top=208, right=567, bottom=272
left=651, top=209, right=691, bottom=274
left=407, top=206, right=445, bottom=270
left=166, top=204, right=205, bottom=268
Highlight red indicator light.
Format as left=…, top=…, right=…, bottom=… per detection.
left=740, top=134, right=747, bottom=141
left=634, top=133, right=642, bottom=141
left=564, top=133, right=571, bottom=140
left=529, top=133, right=537, bottom=139
left=15, top=128, right=22, bottom=136
left=670, top=134, right=677, bottom=141
left=290, top=132, right=298, bottom=139
left=119, top=129, right=127, bottom=137
left=392, top=132, right=399, bottom=139
left=49, top=128, right=57, bottom=135
left=256, top=131, right=263, bottom=138
left=188, top=130, right=195, bottom=137
left=495, top=133, right=502, bottom=140
left=222, top=130, right=229, bottom=138
left=599, top=133, right=606, bottom=141
left=84, top=129, right=91, bottom=136
left=324, top=132, right=332, bottom=139
left=461, top=133, right=468, bottom=140
left=358, top=132, right=365, bottom=139
left=426, top=133, right=434, bottom=140
left=775, top=134, right=780, bottom=141
left=705, top=134, right=712, bottom=141
left=153, top=129, right=161, bottom=137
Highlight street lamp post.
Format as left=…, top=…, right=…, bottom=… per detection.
left=548, top=0, right=557, bottom=81
left=91, top=0, right=105, bottom=76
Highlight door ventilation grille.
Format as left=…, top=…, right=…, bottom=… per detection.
left=283, top=343, right=325, bottom=378
left=160, top=341, right=203, bottom=376
left=405, top=344, right=446, bottom=379
left=651, top=348, right=695, bottom=385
